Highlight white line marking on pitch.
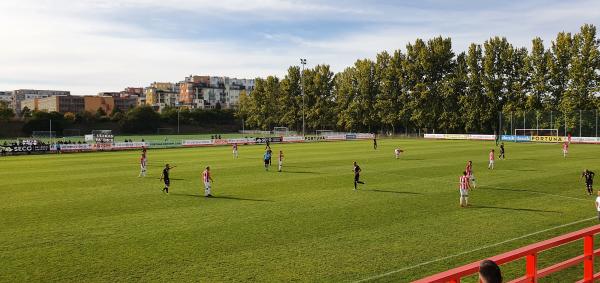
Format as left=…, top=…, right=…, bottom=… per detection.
left=353, top=217, right=596, bottom=283
left=480, top=185, right=591, bottom=202
left=385, top=172, right=590, bottom=203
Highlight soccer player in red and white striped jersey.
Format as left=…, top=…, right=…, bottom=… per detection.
left=459, top=171, right=471, bottom=207
left=562, top=142, right=569, bottom=158
left=466, top=160, right=476, bottom=188
left=488, top=149, right=495, bottom=170
left=138, top=154, right=147, bottom=177
left=202, top=166, right=214, bottom=197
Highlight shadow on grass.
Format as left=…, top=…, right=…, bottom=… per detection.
left=363, top=189, right=423, bottom=195
left=468, top=205, right=561, bottom=214
left=500, top=168, right=540, bottom=172
left=482, top=186, right=547, bottom=194
left=169, top=193, right=272, bottom=202
left=281, top=170, right=320, bottom=174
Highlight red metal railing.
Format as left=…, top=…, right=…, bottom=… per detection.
left=413, top=224, right=600, bottom=283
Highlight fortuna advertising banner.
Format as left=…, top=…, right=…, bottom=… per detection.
left=531, top=136, right=565, bottom=143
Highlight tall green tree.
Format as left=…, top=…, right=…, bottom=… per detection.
left=278, top=66, right=302, bottom=130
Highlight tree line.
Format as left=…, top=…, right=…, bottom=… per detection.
left=237, top=24, right=600, bottom=134
left=10, top=106, right=237, bottom=136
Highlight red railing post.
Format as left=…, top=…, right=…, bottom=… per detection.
left=583, top=235, right=594, bottom=282
left=526, top=253, right=537, bottom=282
left=449, top=278, right=460, bottom=283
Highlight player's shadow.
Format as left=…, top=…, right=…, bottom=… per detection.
left=364, top=189, right=423, bottom=195
left=501, top=168, right=539, bottom=172
left=483, top=186, right=545, bottom=194
left=282, top=170, right=320, bottom=174
left=469, top=205, right=561, bottom=214
left=170, top=193, right=272, bottom=202
left=212, top=195, right=273, bottom=202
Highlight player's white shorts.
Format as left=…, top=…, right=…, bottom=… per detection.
left=204, top=181, right=211, bottom=189
left=489, top=160, right=495, bottom=166
left=140, top=165, right=146, bottom=171
left=469, top=175, right=475, bottom=181
left=460, top=188, right=469, bottom=197
left=563, top=149, right=568, bottom=154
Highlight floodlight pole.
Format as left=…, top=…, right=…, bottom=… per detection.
left=49, top=119, right=52, bottom=144
left=177, top=107, right=180, bottom=134
left=300, top=58, right=306, bottom=137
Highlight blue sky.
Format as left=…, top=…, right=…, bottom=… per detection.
left=0, top=0, right=599, bottom=95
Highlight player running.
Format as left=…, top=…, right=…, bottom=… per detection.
left=394, top=148, right=404, bottom=159
left=459, top=171, right=471, bottom=207
left=160, top=164, right=176, bottom=194
left=373, top=136, right=378, bottom=150
left=278, top=150, right=284, bottom=172
left=202, top=166, right=214, bottom=197
left=138, top=154, right=147, bottom=177
left=596, top=191, right=600, bottom=221
left=581, top=169, right=595, bottom=196
left=232, top=143, right=238, bottom=159
left=266, top=146, right=273, bottom=165
left=488, top=149, right=495, bottom=170
left=353, top=161, right=365, bottom=191
left=466, top=160, right=476, bottom=188
left=499, top=142, right=505, bottom=160
left=264, top=150, right=271, bottom=171
left=562, top=142, right=569, bottom=158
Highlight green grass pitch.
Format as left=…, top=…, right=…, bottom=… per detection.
left=2, top=139, right=600, bottom=282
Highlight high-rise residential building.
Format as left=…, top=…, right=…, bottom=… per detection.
left=178, top=75, right=254, bottom=109
left=85, top=96, right=114, bottom=114
left=0, top=91, right=12, bottom=105
left=23, top=95, right=85, bottom=113
left=12, top=89, right=70, bottom=114
left=144, top=82, right=179, bottom=112
left=114, top=96, right=138, bottom=112
left=121, top=87, right=143, bottom=97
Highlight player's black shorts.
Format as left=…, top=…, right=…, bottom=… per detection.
left=264, top=159, right=269, bottom=165
left=587, top=182, right=593, bottom=189
left=164, top=179, right=170, bottom=186
left=354, top=174, right=360, bottom=182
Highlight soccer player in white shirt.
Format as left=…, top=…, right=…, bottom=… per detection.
left=202, top=166, right=214, bottom=197
left=278, top=150, right=284, bottom=172
left=459, top=171, right=471, bottom=207
left=595, top=191, right=600, bottom=221
left=394, top=148, right=404, bottom=159
left=138, top=154, right=147, bottom=177
left=466, top=160, right=476, bottom=188
left=488, top=149, right=495, bottom=170
left=232, top=143, right=239, bottom=159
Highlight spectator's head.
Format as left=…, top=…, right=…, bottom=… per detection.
left=479, top=260, right=502, bottom=283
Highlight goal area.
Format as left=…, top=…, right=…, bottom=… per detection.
left=32, top=131, right=57, bottom=139
left=273, top=127, right=289, bottom=136
left=514, top=128, right=559, bottom=137
left=156, top=128, right=175, bottom=135
left=316, top=130, right=334, bottom=136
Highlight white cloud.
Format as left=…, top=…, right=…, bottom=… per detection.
left=0, top=0, right=599, bottom=94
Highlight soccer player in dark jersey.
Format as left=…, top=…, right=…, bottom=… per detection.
left=160, top=164, right=176, bottom=193
left=353, top=161, right=365, bottom=190
left=581, top=169, right=595, bottom=196
left=263, top=151, right=271, bottom=171
left=499, top=143, right=505, bottom=160
left=373, top=136, right=377, bottom=150
left=266, top=147, right=273, bottom=165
